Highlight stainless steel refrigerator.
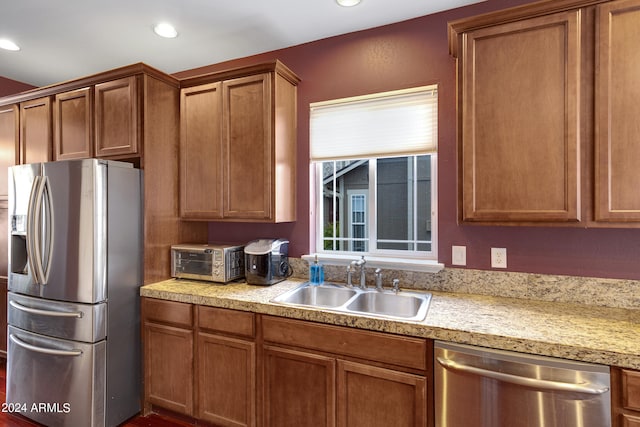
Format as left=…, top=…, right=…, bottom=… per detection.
left=6, top=159, right=143, bottom=427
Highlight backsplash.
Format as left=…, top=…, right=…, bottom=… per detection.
left=288, top=258, right=640, bottom=310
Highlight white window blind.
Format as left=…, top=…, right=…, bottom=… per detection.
left=310, top=85, right=438, bottom=161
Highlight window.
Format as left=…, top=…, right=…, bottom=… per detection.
left=310, top=86, right=438, bottom=263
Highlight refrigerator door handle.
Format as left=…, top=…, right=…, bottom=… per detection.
left=436, top=357, right=610, bottom=395
left=26, top=176, right=43, bottom=284
left=30, top=176, right=53, bottom=285
left=9, top=300, right=83, bottom=318
left=9, top=334, right=83, bottom=357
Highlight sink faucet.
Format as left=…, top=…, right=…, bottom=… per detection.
left=348, top=256, right=367, bottom=289
left=375, top=268, right=383, bottom=291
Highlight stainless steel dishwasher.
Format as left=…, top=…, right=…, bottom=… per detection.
left=435, top=341, right=611, bottom=427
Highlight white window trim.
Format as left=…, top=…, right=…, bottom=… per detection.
left=307, top=155, right=443, bottom=273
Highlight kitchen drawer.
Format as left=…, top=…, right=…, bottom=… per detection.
left=623, top=414, right=640, bottom=427
left=623, top=369, right=640, bottom=411
left=197, top=306, right=255, bottom=338
left=261, top=315, right=427, bottom=371
left=142, top=298, right=193, bottom=328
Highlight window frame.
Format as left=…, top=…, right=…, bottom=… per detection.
left=310, top=154, right=441, bottom=272
left=307, top=85, right=444, bottom=272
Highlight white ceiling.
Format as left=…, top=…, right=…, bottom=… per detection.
left=0, top=0, right=484, bottom=88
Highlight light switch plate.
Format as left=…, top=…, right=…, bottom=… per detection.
left=452, top=245, right=466, bottom=266
left=491, top=247, right=507, bottom=268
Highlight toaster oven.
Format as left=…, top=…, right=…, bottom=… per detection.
left=171, top=244, right=245, bottom=283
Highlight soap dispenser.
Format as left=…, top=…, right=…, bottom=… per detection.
left=309, top=255, right=324, bottom=285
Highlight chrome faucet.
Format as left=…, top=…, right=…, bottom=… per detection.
left=347, top=256, right=367, bottom=289
left=374, top=268, right=383, bottom=291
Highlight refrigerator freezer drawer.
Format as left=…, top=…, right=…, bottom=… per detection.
left=8, top=292, right=107, bottom=342
left=6, top=326, right=106, bottom=427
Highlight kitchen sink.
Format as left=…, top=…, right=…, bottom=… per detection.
left=345, top=291, right=429, bottom=321
left=272, top=283, right=358, bottom=308
left=272, top=282, right=431, bottom=321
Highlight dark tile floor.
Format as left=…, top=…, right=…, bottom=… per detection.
left=0, top=358, right=189, bottom=427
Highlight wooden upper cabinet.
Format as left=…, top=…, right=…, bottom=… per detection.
left=179, top=61, right=299, bottom=223
left=180, top=82, right=223, bottom=219
left=95, top=76, right=139, bottom=158
left=456, top=10, right=583, bottom=223
left=19, top=97, right=52, bottom=164
left=222, top=73, right=272, bottom=220
left=53, top=87, right=93, bottom=160
left=594, top=0, right=640, bottom=222
left=0, top=105, right=18, bottom=197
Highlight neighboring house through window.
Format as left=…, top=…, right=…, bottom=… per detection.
left=310, top=85, right=438, bottom=265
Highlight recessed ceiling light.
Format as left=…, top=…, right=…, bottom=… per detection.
left=336, top=0, right=362, bottom=6
left=153, top=22, right=178, bottom=39
left=0, top=39, right=20, bottom=51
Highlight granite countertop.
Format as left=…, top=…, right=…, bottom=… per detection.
left=140, top=278, right=640, bottom=370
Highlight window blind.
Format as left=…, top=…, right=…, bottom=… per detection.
left=309, top=85, right=438, bottom=161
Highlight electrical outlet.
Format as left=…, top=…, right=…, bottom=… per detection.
left=491, top=247, right=507, bottom=268
left=452, top=246, right=466, bottom=266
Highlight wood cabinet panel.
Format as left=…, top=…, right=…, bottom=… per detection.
left=459, top=10, right=582, bottom=222
left=261, top=315, right=427, bottom=371
left=624, top=415, right=640, bottom=427
left=623, top=369, right=640, bottom=411
left=142, top=298, right=195, bottom=416
left=222, top=73, right=272, bottom=220
left=0, top=105, right=18, bottom=197
left=179, top=61, right=298, bottom=223
left=595, top=0, right=640, bottom=221
left=198, top=305, right=254, bottom=338
left=144, top=322, right=194, bottom=416
left=143, top=298, right=193, bottom=327
left=337, top=360, right=427, bottom=427
left=53, top=87, right=93, bottom=160
left=179, top=82, right=223, bottom=219
left=197, top=333, right=255, bottom=427
left=95, top=76, right=139, bottom=157
left=19, top=97, right=52, bottom=164
left=611, top=367, right=640, bottom=427
left=263, top=345, right=336, bottom=427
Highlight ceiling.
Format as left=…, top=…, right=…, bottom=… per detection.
left=0, top=0, right=484, bottom=88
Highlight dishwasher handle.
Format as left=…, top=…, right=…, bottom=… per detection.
left=436, top=356, right=610, bottom=395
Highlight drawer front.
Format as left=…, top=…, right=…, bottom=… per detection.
left=198, top=306, right=255, bottom=338
left=143, top=298, right=193, bottom=328
left=623, top=369, right=640, bottom=411
left=261, top=315, right=427, bottom=370
left=624, top=414, right=640, bottom=427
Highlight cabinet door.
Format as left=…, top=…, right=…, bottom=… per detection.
left=144, top=322, right=194, bottom=416
left=95, top=76, right=139, bottom=158
left=459, top=11, right=582, bottom=222
left=20, top=97, right=52, bottom=164
left=180, top=82, right=223, bottom=219
left=53, top=87, right=93, bottom=160
left=595, top=0, right=640, bottom=221
left=197, top=332, right=255, bottom=427
left=0, top=105, right=18, bottom=197
left=337, top=360, right=426, bottom=427
left=263, top=345, right=336, bottom=427
left=222, top=73, right=272, bottom=220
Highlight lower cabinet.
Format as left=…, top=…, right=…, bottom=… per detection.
left=142, top=298, right=194, bottom=416
left=613, top=367, right=640, bottom=427
left=261, top=315, right=430, bottom=427
left=196, top=306, right=256, bottom=427
left=142, top=298, right=433, bottom=426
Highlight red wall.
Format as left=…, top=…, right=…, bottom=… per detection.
left=0, top=0, right=617, bottom=281
left=0, top=76, right=35, bottom=97
left=175, top=0, right=640, bottom=281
